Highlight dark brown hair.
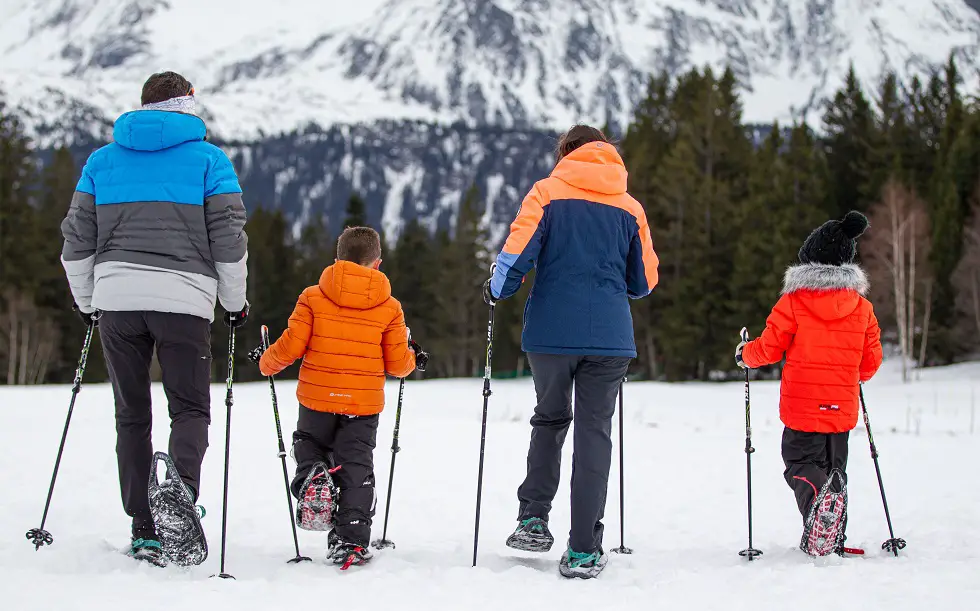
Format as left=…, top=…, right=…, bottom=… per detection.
left=141, top=71, right=193, bottom=105
left=337, top=227, right=382, bottom=265
left=555, top=124, right=611, bottom=162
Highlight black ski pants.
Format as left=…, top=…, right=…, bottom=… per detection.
left=517, top=353, right=631, bottom=554
left=99, top=311, right=212, bottom=526
left=290, top=406, right=379, bottom=546
left=782, top=427, right=850, bottom=520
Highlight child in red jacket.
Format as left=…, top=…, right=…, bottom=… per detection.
left=735, top=211, right=883, bottom=556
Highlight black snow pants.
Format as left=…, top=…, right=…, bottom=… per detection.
left=99, top=311, right=212, bottom=527
left=517, top=353, right=631, bottom=554
left=782, top=427, right=850, bottom=520
left=290, top=406, right=379, bottom=546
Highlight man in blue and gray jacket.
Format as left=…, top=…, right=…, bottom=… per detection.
left=60, top=72, right=249, bottom=554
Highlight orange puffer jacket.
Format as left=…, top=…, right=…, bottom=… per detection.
left=258, top=261, right=416, bottom=415
left=742, top=263, right=883, bottom=433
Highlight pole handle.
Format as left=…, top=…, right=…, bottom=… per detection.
left=740, top=327, right=749, bottom=342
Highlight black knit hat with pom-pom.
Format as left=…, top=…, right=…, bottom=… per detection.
left=798, top=211, right=870, bottom=266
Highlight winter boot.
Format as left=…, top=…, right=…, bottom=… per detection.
left=558, top=545, right=608, bottom=579
left=296, top=462, right=339, bottom=531
left=129, top=519, right=167, bottom=567
left=327, top=531, right=373, bottom=570
left=801, top=469, right=848, bottom=557
left=505, top=517, right=555, bottom=552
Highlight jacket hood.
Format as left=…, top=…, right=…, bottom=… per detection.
left=550, top=142, right=628, bottom=195
left=319, top=261, right=392, bottom=310
left=782, top=263, right=869, bottom=321
left=113, top=110, right=207, bottom=152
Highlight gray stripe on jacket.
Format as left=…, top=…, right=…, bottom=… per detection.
left=92, top=260, right=219, bottom=322
left=96, top=200, right=217, bottom=278
left=61, top=191, right=97, bottom=310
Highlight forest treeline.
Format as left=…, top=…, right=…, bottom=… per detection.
left=2, top=58, right=979, bottom=384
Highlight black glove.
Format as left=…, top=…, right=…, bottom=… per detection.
left=409, top=339, right=429, bottom=372
left=224, top=300, right=250, bottom=328
left=247, top=345, right=265, bottom=365
left=73, top=303, right=100, bottom=327
left=482, top=278, right=497, bottom=306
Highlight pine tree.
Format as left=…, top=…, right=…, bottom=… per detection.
left=35, top=148, right=105, bottom=383
left=434, top=185, right=490, bottom=377
left=622, top=74, right=674, bottom=377
left=0, top=97, right=45, bottom=384
left=634, top=66, right=752, bottom=379
left=822, top=65, right=877, bottom=217
left=925, top=56, right=970, bottom=362
left=387, top=220, right=440, bottom=377
left=215, top=207, right=297, bottom=381
left=343, top=192, right=367, bottom=229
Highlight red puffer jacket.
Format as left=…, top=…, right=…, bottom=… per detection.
left=742, top=263, right=883, bottom=433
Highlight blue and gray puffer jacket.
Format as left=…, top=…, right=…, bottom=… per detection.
left=61, top=110, right=248, bottom=322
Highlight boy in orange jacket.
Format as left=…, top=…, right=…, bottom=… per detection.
left=735, top=211, right=883, bottom=557
left=249, top=227, right=425, bottom=568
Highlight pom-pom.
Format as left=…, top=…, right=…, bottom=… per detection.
left=841, top=210, right=869, bottom=239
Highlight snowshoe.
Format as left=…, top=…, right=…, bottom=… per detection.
left=129, top=520, right=167, bottom=567
left=327, top=532, right=373, bottom=570
left=296, top=462, right=339, bottom=532
left=505, top=517, right=554, bottom=552
left=800, top=469, right=847, bottom=557
left=559, top=546, right=608, bottom=579
left=148, top=452, right=208, bottom=567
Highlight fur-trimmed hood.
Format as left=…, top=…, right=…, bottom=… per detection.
left=782, top=263, right=869, bottom=296
left=781, top=263, right=870, bottom=322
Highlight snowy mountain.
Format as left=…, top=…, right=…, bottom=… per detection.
left=2, top=0, right=980, bottom=237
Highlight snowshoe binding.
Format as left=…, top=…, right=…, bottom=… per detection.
left=559, top=546, right=608, bottom=579
left=327, top=532, right=373, bottom=570
left=129, top=520, right=167, bottom=567
left=296, top=462, right=339, bottom=532
left=505, top=517, right=554, bottom=552
left=800, top=469, right=848, bottom=557
left=148, top=452, right=208, bottom=567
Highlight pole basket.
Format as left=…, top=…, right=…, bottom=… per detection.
left=883, top=538, right=907, bottom=554
left=26, top=529, right=54, bottom=550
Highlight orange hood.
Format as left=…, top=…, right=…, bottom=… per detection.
left=319, top=261, right=392, bottom=310
left=550, top=142, right=628, bottom=195
left=781, top=263, right=869, bottom=321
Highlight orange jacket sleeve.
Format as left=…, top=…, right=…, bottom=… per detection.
left=259, top=291, right=314, bottom=377
left=490, top=183, right=547, bottom=300
left=626, top=206, right=659, bottom=298
left=742, top=294, right=798, bottom=368
left=859, top=305, right=883, bottom=382
left=381, top=302, right=416, bottom=379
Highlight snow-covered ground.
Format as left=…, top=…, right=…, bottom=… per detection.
left=1, top=360, right=978, bottom=610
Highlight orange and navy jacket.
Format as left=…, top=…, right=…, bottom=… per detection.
left=742, top=263, right=883, bottom=433
left=489, top=142, right=659, bottom=356
left=258, top=261, right=416, bottom=416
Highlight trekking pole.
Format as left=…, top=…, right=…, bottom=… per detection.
left=372, top=378, right=406, bottom=551
left=611, top=377, right=633, bottom=554
left=260, top=325, right=312, bottom=564
left=737, top=328, right=763, bottom=561
left=214, top=326, right=237, bottom=580
left=26, top=315, right=97, bottom=550
left=859, top=385, right=907, bottom=556
left=472, top=265, right=497, bottom=567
